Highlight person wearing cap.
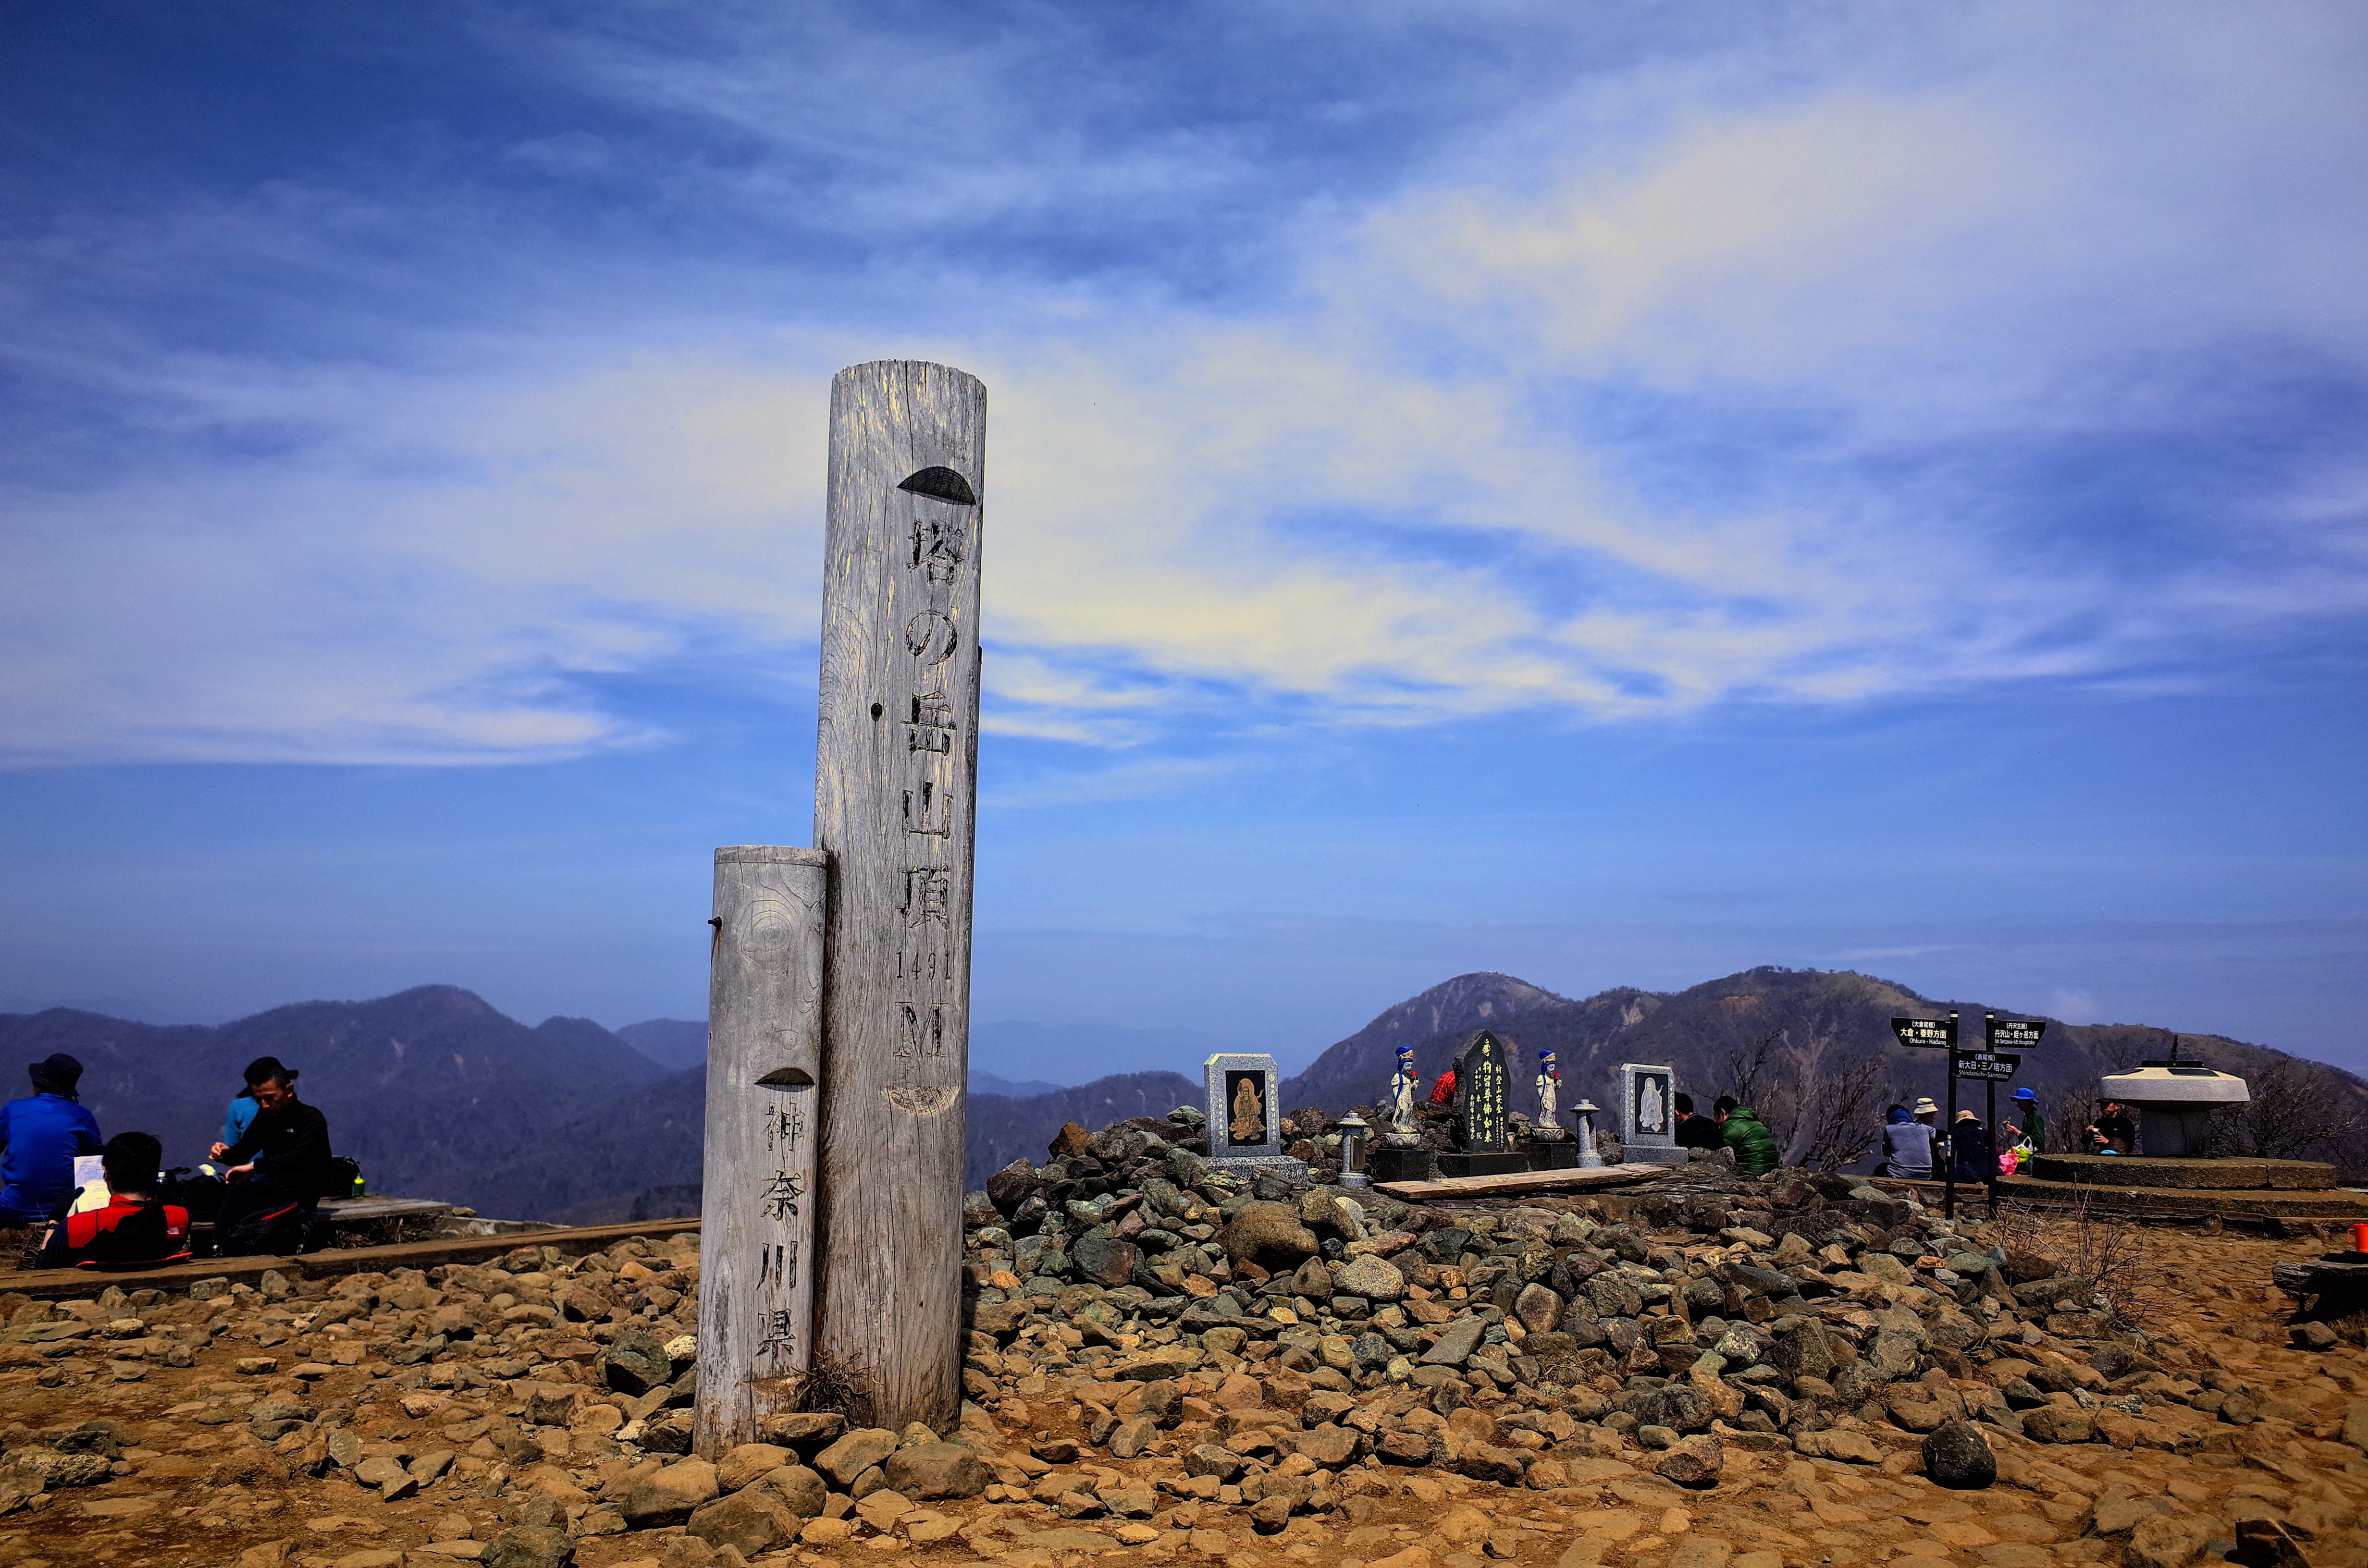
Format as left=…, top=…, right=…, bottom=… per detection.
left=1949, top=1109, right=1995, bottom=1185
left=1878, top=1103, right=1935, bottom=1181
left=210, top=1055, right=291, bottom=1161
left=0, top=1054, right=104, bottom=1226
left=2001, top=1087, right=2045, bottom=1168
left=214, top=1058, right=333, bottom=1255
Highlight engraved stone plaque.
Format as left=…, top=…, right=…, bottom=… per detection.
left=1618, top=1062, right=1688, bottom=1164
left=1202, top=1053, right=1307, bottom=1180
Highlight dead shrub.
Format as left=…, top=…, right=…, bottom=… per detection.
left=1981, top=1191, right=2181, bottom=1331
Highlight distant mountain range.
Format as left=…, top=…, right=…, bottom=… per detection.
left=1279, top=968, right=2368, bottom=1172
left=0, top=985, right=667, bottom=1212
left=7, top=966, right=2356, bottom=1222
left=615, top=1018, right=708, bottom=1073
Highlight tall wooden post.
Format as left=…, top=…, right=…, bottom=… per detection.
left=695, top=845, right=827, bottom=1456
left=813, top=360, right=986, bottom=1432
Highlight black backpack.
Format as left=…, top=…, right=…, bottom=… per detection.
left=219, top=1194, right=308, bottom=1258
left=160, top=1167, right=225, bottom=1221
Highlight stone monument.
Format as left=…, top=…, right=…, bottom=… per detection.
left=1203, top=1053, right=1307, bottom=1181
left=1618, top=1062, right=1687, bottom=1164
left=1439, top=1030, right=1526, bottom=1178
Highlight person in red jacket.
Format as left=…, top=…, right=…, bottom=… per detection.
left=34, top=1131, right=190, bottom=1270
left=1429, top=1068, right=1457, bottom=1103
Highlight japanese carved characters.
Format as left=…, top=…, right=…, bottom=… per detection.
left=811, top=362, right=988, bottom=1431
left=1453, top=1031, right=1511, bottom=1152
left=696, top=845, right=826, bottom=1454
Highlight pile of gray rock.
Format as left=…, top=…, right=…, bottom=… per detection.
left=959, top=1109, right=2191, bottom=1510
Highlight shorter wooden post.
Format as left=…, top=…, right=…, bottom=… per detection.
left=696, top=845, right=828, bottom=1457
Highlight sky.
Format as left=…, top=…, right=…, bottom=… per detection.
left=2, top=2, right=2364, bottom=1080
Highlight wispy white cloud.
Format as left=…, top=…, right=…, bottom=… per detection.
left=2, top=2, right=2363, bottom=769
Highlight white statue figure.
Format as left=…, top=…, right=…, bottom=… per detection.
left=1386, top=1046, right=1420, bottom=1144
left=1638, top=1077, right=1665, bottom=1135
left=1535, top=1050, right=1565, bottom=1139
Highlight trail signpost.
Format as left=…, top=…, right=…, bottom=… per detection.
left=1979, top=1014, right=2047, bottom=1212
left=1890, top=1011, right=2047, bottom=1216
left=1953, top=1052, right=2020, bottom=1083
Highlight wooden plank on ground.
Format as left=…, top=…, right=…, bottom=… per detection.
left=315, top=1198, right=455, bottom=1223
left=1374, top=1165, right=1664, bottom=1201
left=0, top=1217, right=702, bottom=1301
left=2, top=1255, right=297, bottom=1301
left=296, top=1217, right=701, bottom=1279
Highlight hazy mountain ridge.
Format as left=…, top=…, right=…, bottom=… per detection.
left=1282, top=967, right=2368, bottom=1170
left=0, top=985, right=667, bottom=1201
left=11, top=967, right=2360, bottom=1220
left=616, top=1018, right=708, bottom=1073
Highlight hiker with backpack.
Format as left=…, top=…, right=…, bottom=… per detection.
left=31, top=1131, right=192, bottom=1270
left=214, top=1058, right=334, bottom=1256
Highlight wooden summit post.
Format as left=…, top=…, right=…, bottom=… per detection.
left=814, top=360, right=986, bottom=1431
left=695, top=847, right=827, bottom=1455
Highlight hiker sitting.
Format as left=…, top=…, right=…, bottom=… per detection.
left=1878, top=1105, right=1934, bottom=1180
left=215, top=1060, right=333, bottom=1256
left=33, top=1131, right=192, bottom=1270
left=1715, top=1095, right=1782, bottom=1177
left=208, top=1054, right=291, bottom=1162
left=1673, top=1093, right=1725, bottom=1151
left=0, top=1053, right=102, bottom=1228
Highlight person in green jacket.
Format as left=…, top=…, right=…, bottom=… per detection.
left=1715, top=1095, right=1782, bottom=1176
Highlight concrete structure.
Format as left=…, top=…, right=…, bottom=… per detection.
left=2101, top=1060, right=2250, bottom=1158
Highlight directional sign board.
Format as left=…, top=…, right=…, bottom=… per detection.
left=1891, top=1017, right=1955, bottom=1050
left=1953, top=1051, right=2020, bottom=1082
left=1987, top=1018, right=2046, bottom=1052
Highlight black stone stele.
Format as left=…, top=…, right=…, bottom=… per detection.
left=1453, top=1030, right=1511, bottom=1153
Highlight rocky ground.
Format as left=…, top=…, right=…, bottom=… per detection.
left=5, top=1109, right=2368, bottom=1568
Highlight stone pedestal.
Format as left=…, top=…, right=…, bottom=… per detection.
left=1369, top=1146, right=1437, bottom=1184
left=1436, top=1151, right=1528, bottom=1179
left=1528, top=1140, right=1579, bottom=1170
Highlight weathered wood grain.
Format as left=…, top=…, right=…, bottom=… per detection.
left=696, top=845, right=827, bottom=1456
left=814, top=360, right=986, bottom=1432
left=3, top=1217, right=705, bottom=1299
left=1372, top=1164, right=1664, bottom=1200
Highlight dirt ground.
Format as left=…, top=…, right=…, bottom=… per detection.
left=3, top=1220, right=2364, bottom=1568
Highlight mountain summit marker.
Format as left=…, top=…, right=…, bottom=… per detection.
left=699, top=361, right=986, bottom=1447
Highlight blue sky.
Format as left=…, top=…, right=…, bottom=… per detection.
left=2, top=3, right=2363, bottom=1078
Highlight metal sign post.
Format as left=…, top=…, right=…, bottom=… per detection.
left=1891, top=1013, right=1958, bottom=1215
left=1982, top=1015, right=2047, bottom=1214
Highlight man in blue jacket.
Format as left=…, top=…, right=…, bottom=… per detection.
left=0, top=1054, right=104, bottom=1225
